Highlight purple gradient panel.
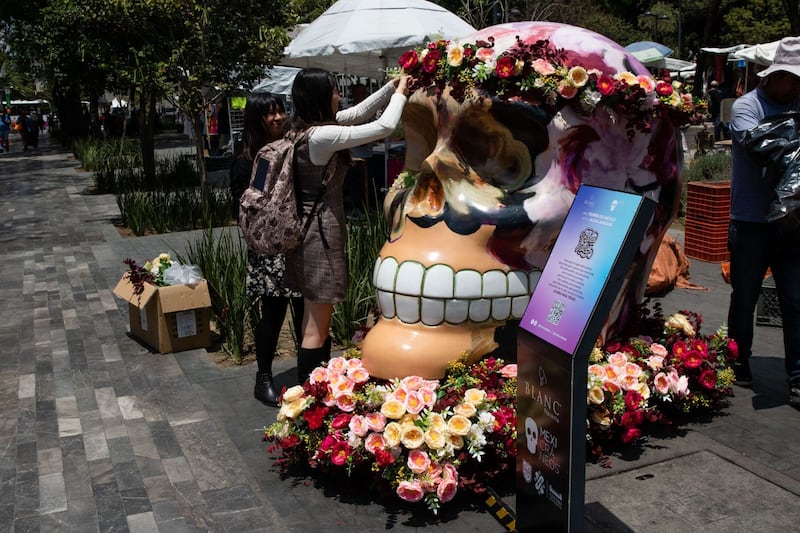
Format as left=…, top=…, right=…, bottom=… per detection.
left=521, top=187, right=642, bottom=354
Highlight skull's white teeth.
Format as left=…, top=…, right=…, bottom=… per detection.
left=373, top=258, right=541, bottom=325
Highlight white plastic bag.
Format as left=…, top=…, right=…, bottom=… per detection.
left=163, top=263, right=203, bottom=286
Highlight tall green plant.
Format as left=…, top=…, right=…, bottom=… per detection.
left=176, top=227, right=251, bottom=363
left=331, top=210, right=389, bottom=346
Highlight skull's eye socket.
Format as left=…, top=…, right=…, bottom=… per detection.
left=450, top=100, right=550, bottom=190
left=401, top=101, right=437, bottom=171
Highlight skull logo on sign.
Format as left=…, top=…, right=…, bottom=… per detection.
left=361, top=22, right=685, bottom=379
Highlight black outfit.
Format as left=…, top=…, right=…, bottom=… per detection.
left=231, top=156, right=304, bottom=405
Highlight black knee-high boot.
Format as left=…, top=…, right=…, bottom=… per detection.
left=254, top=295, right=290, bottom=406
left=296, top=337, right=331, bottom=384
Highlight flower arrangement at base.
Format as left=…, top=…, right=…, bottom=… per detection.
left=586, top=304, right=738, bottom=459
left=264, top=354, right=517, bottom=513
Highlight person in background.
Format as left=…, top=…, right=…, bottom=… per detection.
left=0, top=111, right=10, bottom=152
left=706, top=80, right=723, bottom=140
left=230, top=92, right=304, bottom=407
left=217, top=98, right=230, bottom=155
left=285, top=68, right=409, bottom=382
left=726, top=36, right=800, bottom=407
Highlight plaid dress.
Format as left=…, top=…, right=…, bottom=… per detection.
left=286, top=136, right=349, bottom=304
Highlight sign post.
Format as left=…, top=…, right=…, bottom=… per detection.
left=516, top=185, right=656, bottom=532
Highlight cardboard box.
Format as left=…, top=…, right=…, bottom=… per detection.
left=113, top=273, right=212, bottom=354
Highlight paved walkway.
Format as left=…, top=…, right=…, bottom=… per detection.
left=1, top=133, right=800, bottom=532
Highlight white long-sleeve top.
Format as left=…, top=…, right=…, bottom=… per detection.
left=307, top=81, right=406, bottom=166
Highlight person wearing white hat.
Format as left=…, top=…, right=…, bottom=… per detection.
left=727, top=36, right=800, bottom=406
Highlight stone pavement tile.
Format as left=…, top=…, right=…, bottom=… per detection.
left=39, top=510, right=69, bottom=532
left=162, top=456, right=194, bottom=485
left=148, top=419, right=183, bottom=459
left=0, top=505, right=12, bottom=533
left=14, top=469, right=39, bottom=519
left=38, top=472, right=68, bottom=515
left=37, top=447, right=63, bottom=476
left=0, top=465, right=15, bottom=503
left=152, top=499, right=217, bottom=532
left=65, top=495, right=100, bottom=533
left=114, top=460, right=145, bottom=492
left=12, top=515, right=39, bottom=533
left=87, top=457, right=116, bottom=486
left=120, top=486, right=152, bottom=517
left=150, top=375, right=209, bottom=427
left=202, top=484, right=260, bottom=514
left=107, top=436, right=136, bottom=465
left=75, top=386, right=99, bottom=414
left=172, top=420, right=250, bottom=492
left=213, top=507, right=276, bottom=533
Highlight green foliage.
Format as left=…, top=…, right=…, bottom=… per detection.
left=74, top=137, right=142, bottom=173
left=331, top=210, right=389, bottom=347
left=723, top=0, right=790, bottom=45
left=680, top=151, right=732, bottom=215
left=175, top=228, right=252, bottom=363
left=116, top=188, right=232, bottom=236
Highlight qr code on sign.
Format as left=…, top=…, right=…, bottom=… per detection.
left=547, top=300, right=565, bottom=325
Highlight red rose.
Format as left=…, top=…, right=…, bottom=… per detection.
left=621, top=427, right=641, bottom=444
left=597, top=75, right=616, bottom=96
left=422, top=49, right=440, bottom=73
left=374, top=448, right=395, bottom=467
left=624, top=390, right=643, bottom=411
left=463, top=46, right=474, bottom=58
left=656, top=80, right=673, bottom=96
left=279, top=434, right=300, bottom=449
left=690, top=339, right=709, bottom=357
left=330, top=441, right=351, bottom=466
left=727, top=339, right=739, bottom=361
left=303, top=405, right=329, bottom=430
left=699, top=369, right=717, bottom=389
left=495, top=55, right=516, bottom=79
left=318, top=435, right=337, bottom=453
left=682, top=350, right=704, bottom=369
left=671, top=339, right=688, bottom=356
left=620, top=410, right=643, bottom=428
left=399, top=49, right=419, bottom=71
left=331, top=413, right=352, bottom=429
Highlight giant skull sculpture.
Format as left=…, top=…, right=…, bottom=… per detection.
left=361, top=22, right=685, bottom=379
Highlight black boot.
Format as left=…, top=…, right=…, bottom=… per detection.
left=296, top=338, right=331, bottom=384
left=254, top=371, right=280, bottom=406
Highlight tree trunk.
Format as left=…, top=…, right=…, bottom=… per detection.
left=782, top=0, right=800, bottom=34
left=692, top=0, right=721, bottom=97
left=192, top=113, right=209, bottom=210
left=139, top=87, right=157, bottom=182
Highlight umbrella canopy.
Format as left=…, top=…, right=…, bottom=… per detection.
left=282, top=0, right=475, bottom=79
left=624, top=40, right=674, bottom=65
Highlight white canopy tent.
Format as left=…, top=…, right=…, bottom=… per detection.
left=282, top=0, right=476, bottom=79
left=730, top=40, right=781, bottom=66
left=251, top=66, right=301, bottom=96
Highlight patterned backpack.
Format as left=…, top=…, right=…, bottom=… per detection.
left=238, top=129, right=325, bottom=256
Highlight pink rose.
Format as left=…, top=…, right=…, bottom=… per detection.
left=407, top=449, right=431, bottom=474
left=401, top=375, right=424, bottom=390
left=650, top=343, right=668, bottom=358
left=327, top=357, right=347, bottom=374
left=653, top=372, right=670, bottom=395
left=365, top=412, right=387, bottom=432
left=441, top=462, right=458, bottom=482
left=405, top=391, right=425, bottom=415
left=335, top=393, right=356, bottom=412
left=309, top=367, right=329, bottom=384
left=418, top=387, right=437, bottom=409
left=397, top=480, right=425, bottom=502
left=500, top=364, right=517, bottom=378
left=348, top=415, right=368, bottom=437
left=531, top=58, right=555, bottom=75
left=364, top=432, right=386, bottom=454
left=347, top=367, right=370, bottom=384
left=437, top=478, right=458, bottom=503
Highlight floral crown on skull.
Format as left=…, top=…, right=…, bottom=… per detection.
left=396, top=36, right=698, bottom=137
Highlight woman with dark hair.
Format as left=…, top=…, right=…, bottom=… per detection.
left=230, top=92, right=304, bottom=406
left=287, top=69, right=409, bottom=382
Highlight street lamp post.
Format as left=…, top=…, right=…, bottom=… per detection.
left=644, top=11, right=669, bottom=43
